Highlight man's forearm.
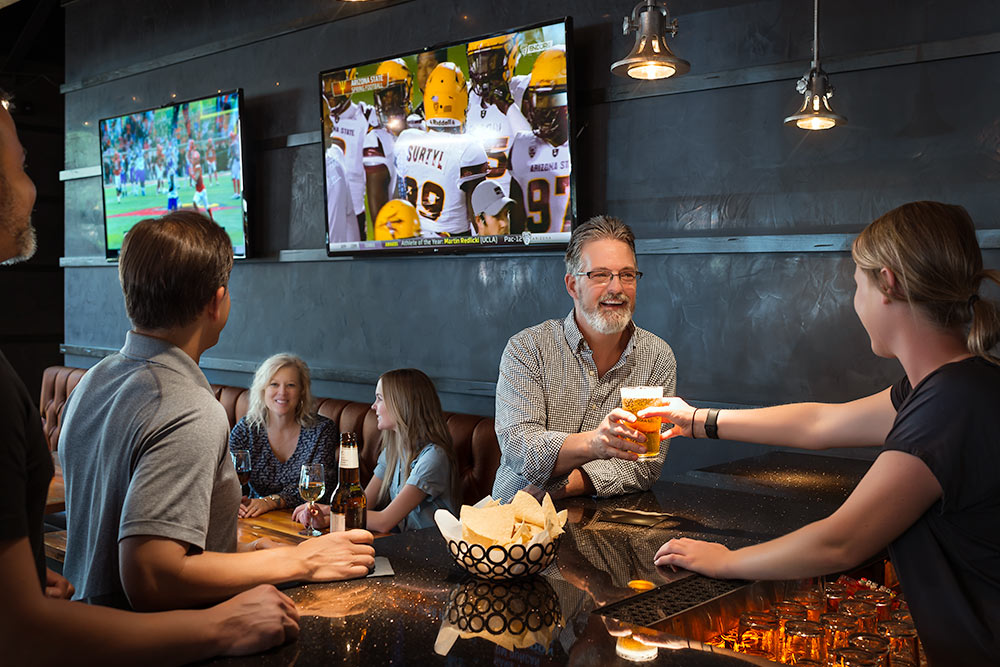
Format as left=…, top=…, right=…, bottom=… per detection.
left=556, top=468, right=595, bottom=498
left=551, top=431, right=594, bottom=476
left=122, top=539, right=305, bottom=610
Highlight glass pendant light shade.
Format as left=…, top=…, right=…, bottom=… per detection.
left=611, top=0, right=690, bottom=80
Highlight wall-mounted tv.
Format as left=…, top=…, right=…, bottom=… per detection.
left=319, top=17, right=574, bottom=256
left=99, top=89, right=248, bottom=260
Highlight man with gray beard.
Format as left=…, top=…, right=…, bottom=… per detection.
left=492, top=215, right=677, bottom=502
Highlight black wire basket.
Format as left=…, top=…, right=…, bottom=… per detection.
left=446, top=535, right=561, bottom=579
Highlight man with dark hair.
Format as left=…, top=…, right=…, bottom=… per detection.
left=0, top=91, right=301, bottom=663
left=492, top=215, right=677, bottom=502
left=60, top=209, right=375, bottom=610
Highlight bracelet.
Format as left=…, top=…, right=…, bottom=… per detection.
left=690, top=408, right=700, bottom=439
left=705, top=408, right=721, bottom=439
left=265, top=494, right=282, bottom=508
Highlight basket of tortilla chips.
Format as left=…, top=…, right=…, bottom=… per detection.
left=434, top=491, right=568, bottom=580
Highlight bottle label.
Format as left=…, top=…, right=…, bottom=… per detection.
left=331, top=513, right=346, bottom=532
left=340, top=445, right=359, bottom=469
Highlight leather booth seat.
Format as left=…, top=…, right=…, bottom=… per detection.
left=40, top=366, right=501, bottom=506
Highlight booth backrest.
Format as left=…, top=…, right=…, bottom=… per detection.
left=40, top=366, right=501, bottom=505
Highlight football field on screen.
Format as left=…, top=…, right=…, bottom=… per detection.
left=102, top=178, right=245, bottom=252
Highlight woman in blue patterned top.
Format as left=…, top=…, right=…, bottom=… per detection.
left=230, top=353, right=337, bottom=517
left=294, top=368, right=459, bottom=532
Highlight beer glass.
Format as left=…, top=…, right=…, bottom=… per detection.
left=840, top=599, right=878, bottom=633
left=848, top=632, right=890, bottom=667
left=781, top=620, right=826, bottom=665
left=737, top=610, right=778, bottom=659
left=821, top=613, right=858, bottom=655
left=877, top=620, right=919, bottom=666
left=620, top=386, right=663, bottom=458
left=855, top=590, right=893, bottom=622
left=299, top=463, right=326, bottom=536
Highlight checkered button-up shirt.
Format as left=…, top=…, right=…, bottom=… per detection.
left=492, top=311, right=677, bottom=502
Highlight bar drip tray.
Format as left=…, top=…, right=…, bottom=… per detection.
left=595, top=574, right=750, bottom=626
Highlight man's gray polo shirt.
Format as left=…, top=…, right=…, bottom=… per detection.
left=60, top=331, right=239, bottom=604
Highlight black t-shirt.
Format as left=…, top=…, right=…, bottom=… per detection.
left=884, top=357, right=1000, bottom=666
left=0, top=351, right=52, bottom=589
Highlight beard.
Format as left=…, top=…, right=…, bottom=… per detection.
left=0, top=175, right=36, bottom=265
left=1, top=219, right=36, bottom=265
left=578, top=290, right=634, bottom=335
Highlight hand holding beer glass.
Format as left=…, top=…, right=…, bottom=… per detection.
left=620, top=386, right=664, bottom=458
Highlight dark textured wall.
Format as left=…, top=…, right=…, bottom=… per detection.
left=61, top=0, right=1000, bottom=471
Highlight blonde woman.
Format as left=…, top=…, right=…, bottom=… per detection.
left=230, top=354, right=336, bottom=517
left=294, top=368, right=458, bottom=533
left=644, top=201, right=1000, bottom=666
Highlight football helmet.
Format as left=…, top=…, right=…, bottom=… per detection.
left=374, top=58, right=413, bottom=133
left=374, top=199, right=421, bottom=240
left=423, top=62, right=468, bottom=131
left=325, top=67, right=357, bottom=116
left=467, top=33, right=519, bottom=100
left=524, top=47, right=569, bottom=147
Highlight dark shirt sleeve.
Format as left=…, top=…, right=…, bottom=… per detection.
left=0, top=395, right=29, bottom=541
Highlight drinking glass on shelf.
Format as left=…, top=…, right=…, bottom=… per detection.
left=737, top=610, right=778, bottom=659
left=299, top=463, right=326, bottom=537
left=231, top=450, right=252, bottom=490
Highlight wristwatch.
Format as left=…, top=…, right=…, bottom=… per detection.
left=265, top=494, right=282, bottom=508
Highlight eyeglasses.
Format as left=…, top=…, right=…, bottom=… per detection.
left=574, top=270, right=643, bottom=286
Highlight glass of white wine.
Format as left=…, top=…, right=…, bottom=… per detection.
left=299, top=463, right=326, bottom=536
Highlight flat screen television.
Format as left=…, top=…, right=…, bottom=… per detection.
left=98, top=89, right=248, bottom=260
left=319, top=17, right=574, bottom=256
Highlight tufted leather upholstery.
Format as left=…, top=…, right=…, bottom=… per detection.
left=40, top=366, right=501, bottom=505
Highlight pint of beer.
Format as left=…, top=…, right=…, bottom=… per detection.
left=620, top=386, right=663, bottom=458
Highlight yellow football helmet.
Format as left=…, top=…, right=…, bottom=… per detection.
left=524, top=46, right=569, bottom=146
left=325, top=67, right=358, bottom=116
left=374, top=58, right=413, bottom=131
left=374, top=199, right=421, bottom=240
left=423, top=62, right=469, bottom=131
left=467, top=33, right=519, bottom=98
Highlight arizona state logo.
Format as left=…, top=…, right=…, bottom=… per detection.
left=528, top=145, right=536, bottom=158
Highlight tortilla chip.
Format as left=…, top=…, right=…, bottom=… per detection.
left=511, top=490, right=546, bottom=527
left=461, top=503, right=517, bottom=546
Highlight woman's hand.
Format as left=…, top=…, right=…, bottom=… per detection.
left=239, top=497, right=278, bottom=518
left=653, top=537, right=733, bottom=579
left=292, top=502, right=331, bottom=529
left=638, top=397, right=698, bottom=439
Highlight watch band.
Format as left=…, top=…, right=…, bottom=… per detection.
left=704, top=408, right=721, bottom=439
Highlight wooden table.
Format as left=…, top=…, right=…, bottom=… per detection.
left=46, top=508, right=358, bottom=562
left=46, top=452, right=64, bottom=515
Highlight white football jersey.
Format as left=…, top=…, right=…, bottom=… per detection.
left=509, top=130, right=573, bottom=234
left=466, top=83, right=530, bottom=193
left=325, top=144, right=360, bottom=244
left=362, top=127, right=397, bottom=207
left=393, top=128, right=487, bottom=236
left=327, top=102, right=373, bottom=216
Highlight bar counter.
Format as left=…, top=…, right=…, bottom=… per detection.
left=202, top=453, right=871, bottom=666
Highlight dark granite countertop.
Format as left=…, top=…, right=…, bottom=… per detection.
left=201, top=452, right=864, bottom=666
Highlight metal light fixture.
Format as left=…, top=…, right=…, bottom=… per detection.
left=611, top=0, right=690, bottom=81
left=784, top=0, right=846, bottom=130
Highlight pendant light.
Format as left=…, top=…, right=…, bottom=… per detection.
left=611, top=0, right=690, bottom=81
left=784, top=0, right=846, bottom=130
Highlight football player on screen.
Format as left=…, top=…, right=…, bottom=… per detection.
left=364, top=58, right=413, bottom=220
left=508, top=46, right=573, bottom=234
left=465, top=33, right=531, bottom=195
left=406, top=48, right=447, bottom=129
left=323, top=69, right=376, bottom=240
left=373, top=198, right=421, bottom=241
left=189, top=150, right=213, bottom=221
left=393, top=62, right=487, bottom=238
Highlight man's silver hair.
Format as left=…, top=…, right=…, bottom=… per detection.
left=564, top=215, right=636, bottom=275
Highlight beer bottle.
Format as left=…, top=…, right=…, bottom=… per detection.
left=330, top=432, right=366, bottom=531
